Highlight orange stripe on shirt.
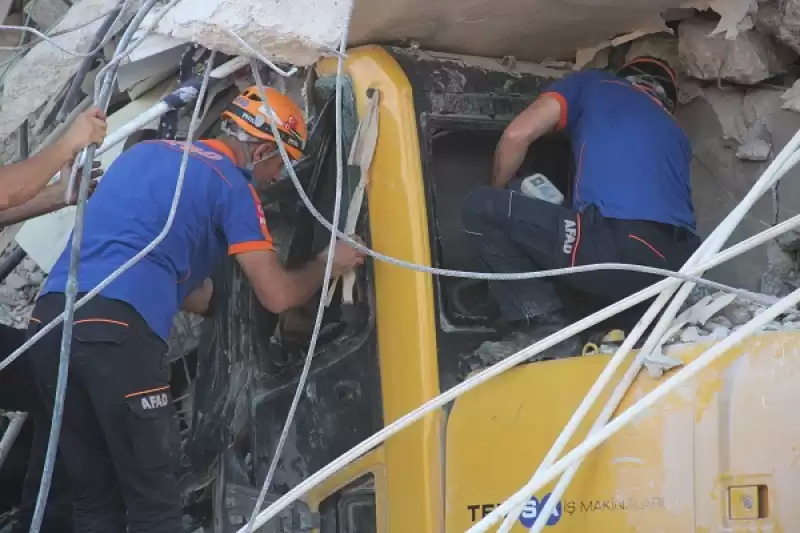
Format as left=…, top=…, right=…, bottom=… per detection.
left=199, top=139, right=237, bottom=162
left=247, top=184, right=274, bottom=245
left=541, top=91, right=568, bottom=130
left=228, top=241, right=275, bottom=255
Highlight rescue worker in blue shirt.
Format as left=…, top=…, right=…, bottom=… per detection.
left=462, top=56, right=701, bottom=348
left=25, top=87, right=366, bottom=533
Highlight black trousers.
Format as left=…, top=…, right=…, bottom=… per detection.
left=27, top=294, right=182, bottom=533
left=0, top=324, right=72, bottom=533
left=462, top=186, right=701, bottom=324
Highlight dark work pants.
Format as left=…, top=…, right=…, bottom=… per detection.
left=0, top=324, right=72, bottom=533
left=462, top=186, right=701, bottom=324
left=27, top=294, right=182, bottom=533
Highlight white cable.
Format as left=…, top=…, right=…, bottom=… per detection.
left=472, top=280, right=800, bottom=532
left=241, top=205, right=800, bottom=532
left=224, top=29, right=298, bottom=78
left=240, top=25, right=347, bottom=532
left=481, top=127, right=800, bottom=533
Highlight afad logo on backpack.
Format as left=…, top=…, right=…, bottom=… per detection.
left=519, top=493, right=563, bottom=528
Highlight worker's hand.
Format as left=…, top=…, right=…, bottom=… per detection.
left=58, top=107, right=108, bottom=157
left=319, top=235, right=367, bottom=278
left=57, top=160, right=103, bottom=205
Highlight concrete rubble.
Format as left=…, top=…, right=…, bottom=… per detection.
left=679, top=18, right=796, bottom=84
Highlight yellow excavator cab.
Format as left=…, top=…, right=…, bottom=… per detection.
left=293, top=45, right=800, bottom=533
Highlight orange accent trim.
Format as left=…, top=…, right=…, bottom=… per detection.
left=74, top=318, right=129, bottom=327
left=228, top=241, right=274, bottom=255
left=177, top=269, right=191, bottom=284
left=199, top=139, right=237, bottom=162
left=628, top=234, right=666, bottom=260
left=542, top=91, right=568, bottom=130
left=29, top=317, right=41, bottom=323
left=571, top=213, right=582, bottom=267
left=247, top=184, right=274, bottom=244
left=575, top=142, right=585, bottom=208
left=148, top=141, right=232, bottom=187
left=125, top=385, right=169, bottom=398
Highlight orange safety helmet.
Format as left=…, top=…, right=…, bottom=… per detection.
left=221, top=86, right=308, bottom=160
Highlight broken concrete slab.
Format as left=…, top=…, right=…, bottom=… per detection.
left=736, top=138, right=771, bottom=160
left=350, top=0, right=714, bottom=64
left=709, top=0, right=757, bottom=38
left=781, top=78, right=800, bottom=112
left=0, top=0, right=137, bottom=144
left=679, top=18, right=796, bottom=84
left=689, top=86, right=783, bottom=161
left=24, top=0, right=69, bottom=30
left=142, top=0, right=347, bottom=67
left=756, top=0, right=800, bottom=55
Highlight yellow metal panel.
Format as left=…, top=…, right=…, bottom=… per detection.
left=318, top=46, right=443, bottom=533
left=307, top=448, right=389, bottom=533
left=445, top=332, right=800, bottom=532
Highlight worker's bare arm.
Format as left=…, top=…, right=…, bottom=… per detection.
left=0, top=161, right=102, bottom=227
left=236, top=238, right=366, bottom=313
left=183, top=278, right=214, bottom=314
left=492, top=94, right=562, bottom=189
left=0, top=107, right=107, bottom=210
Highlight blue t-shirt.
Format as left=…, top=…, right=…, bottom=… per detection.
left=542, top=69, right=696, bottom=231
left=41, top=139, right=274, bottom=340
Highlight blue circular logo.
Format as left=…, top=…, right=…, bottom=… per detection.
left=519, top=493, right=562, bottom=528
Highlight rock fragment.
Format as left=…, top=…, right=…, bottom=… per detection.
left=736, top=138, right=771, bottom=160
left=679, top=18, right=796, bottom=84
left=756, top=0, right=800, bottom=55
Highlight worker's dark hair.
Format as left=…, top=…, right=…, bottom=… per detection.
left=616, top=56, right=678, bottom=114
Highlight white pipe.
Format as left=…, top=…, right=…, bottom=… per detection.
left=484, top=138, right=800, bottom=532
left=0, top=412, right=27, bottom=470
left=470, top=279, right=800, bottom=532
left=243, top=207, right=800, bottom=532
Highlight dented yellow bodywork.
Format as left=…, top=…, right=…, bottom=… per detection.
left=312, top=46, right=800, bottom=532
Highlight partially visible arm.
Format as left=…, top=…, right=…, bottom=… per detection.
left=183, top=278, right=214, bottom=314
left=0, top=142, right=75, bottom=210
left=0, top=183, right=67, bottom=226
left=221, top=180, right=365, bottom=312
left=492, top=94, right=563, bottom=189
left=236, top=251, right=327, bottom=313
left=0, top=160, right=103, bottom=227
left=0, top=107, right=107, bottom=210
